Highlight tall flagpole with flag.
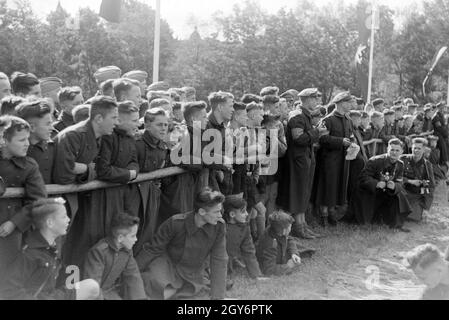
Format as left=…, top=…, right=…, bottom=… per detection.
left=367, top=1, right=376, bottom=104
left=153, top=0, right=161, bottom=83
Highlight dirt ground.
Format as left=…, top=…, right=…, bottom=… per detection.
left=230, top=183, right=449, bottom=300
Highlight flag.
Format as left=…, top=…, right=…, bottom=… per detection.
left=423, top=46, right=448, bottom=96
left=354, top=2, right=373, bottom=102
left=99, top=0, right=123, bottom=23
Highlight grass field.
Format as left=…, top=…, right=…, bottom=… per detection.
left=228, top=183, right=449, bottom=300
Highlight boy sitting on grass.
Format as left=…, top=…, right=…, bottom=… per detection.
left=223, top=194, right=265, bottom=280
left=0, top=198, right=100, bottom=300
left=406, top=243, right=449, bottom=300
left=256, top=210, right=315, bottom=276
left=83, top=213, right=146, bottom=300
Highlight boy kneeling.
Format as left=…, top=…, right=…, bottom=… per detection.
left=0, top=198, right=99, bottom=300
left=256, top=210, right=315, bottom=276
left=223, top=194, right=264, bottom=280
left=83, top=213, right=147, bottom=300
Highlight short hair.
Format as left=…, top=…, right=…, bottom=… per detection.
left=223, top=195, right=247, bottom=222
left=149, top=98, right=170, bottom=110
left=100, top=79, right=115, bottom=95
left=208, top=91, right=234, bottom=110
left=172, top=102, right=182, bottom=111
left=349, top=110, right=362, bottom=118
left=262, top=95, right=280, bottom=105
left=72, top=104, right=91, bottom=123
left=144, top=107, right=167, bottom=124
left=89, top=96, right=118, bottom=120
left=371, top=111, right=383, bottom=119
left=16, top=99, right=52, bottom=121
left=1, top=96, right=25, bottom=116
left=113, top=78, right=140, bottom=101
left=412, top=137, right=428, bottom=146
left=58, top=86, right=82, bottom=103
left=183, top=101, right=207, bottom=124
left=194, top=188, right=225, bottom=212
left=260, top=86, right=279, bottom=97
left=30, top=198, right=66, bottom=230
left=10, top=72, right=39, bottom=95
left=3, top=115, right=30, bottom=141
left=117, top=101, right=139, bottom=115
left=233, top=102, right=247, bottom=112
left=406, top=244, right=443, bottom=270
left=268, top=210, right=294, bottom=235
left=388, top=138, right=403, bottom=148
left=241, top=93, right=261, bottom=104
left=110, top=213, right=140, bottom=238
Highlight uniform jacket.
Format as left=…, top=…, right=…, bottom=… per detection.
left=256, top=227, right=298, bottom=276
left=279, top=109, right=319, bottom=213
left=226, top=223, right=262, bottom=279
left=27, top=140, right=55, bottom=184
left=96, top=127, right=139, bottom=184
left=136, top=212, right=228, bottom=300
left=0, top=230, right=73, bottom=300
left=400, top=154, right=435, bottom=195
left=83, top=238, right=146, bottom=300
left=53, top=120, right=100, bottom=185
left=313, top=110, right=352, bottom=207
left=0, top=155, right=47, bottom=232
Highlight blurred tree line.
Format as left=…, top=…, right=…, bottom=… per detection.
left=1, top=0, right=449, bottom=103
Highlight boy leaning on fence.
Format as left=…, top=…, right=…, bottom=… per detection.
left=0, top=116, right=47, bottom=276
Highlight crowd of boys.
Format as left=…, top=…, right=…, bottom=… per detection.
left=0, top=66, right=448, bottom=300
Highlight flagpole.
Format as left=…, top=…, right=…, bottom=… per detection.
left=153, top=0, right=161, bottom=83
left=367, top=1, right=376, bottom=104
left=446, top=69, right=449, bottom=106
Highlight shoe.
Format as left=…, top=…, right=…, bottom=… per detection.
left=328, top=216, right=338, bottom=226
left=291, top=224, right=316, bottom=239
left=305, top=226, right=323, bottom=238
left=226, top=279, right=234, bottom=291
left=320, top=217, right=329, bottom=229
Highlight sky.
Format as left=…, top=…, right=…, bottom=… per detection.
left=11, top=0, right=422, bottom=39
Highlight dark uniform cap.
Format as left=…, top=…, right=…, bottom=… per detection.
left=356, top=98, right=365, bottom=105
left=280, top=89, right=299, bottom=99
left=39, top=77, right=63, bottom=95
left=246, top=102, right=263, bottom=112
left=331, top=91, right=353, bottom=105
left=383, top=109, right=395, bottom=116
left=122, top=70, right=148, bottom=83
left=372, top=98, right=384, bottom=107
left=94, top=66, right=122, bottom=83
left=392, top=105, right=404, bottom=112
left=147, top=81, right=170, bottom=92
left=260, top=86, right=279, bottom=97
left=298, top=88, right=322, bottom=98
left=427, top=135, right=439, bottom=142
left=233, top=102, right=247, bottom=111
left=393, top=99, right=403, bottom=106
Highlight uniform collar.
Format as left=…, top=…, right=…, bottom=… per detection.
left=208, top=112, right=225, bottom=129
left=114, top=127, right=129, bottom=137
left=185, top=211, right=221, bottom=238
left=301, top=107, right=312, bottom=119
left=25, top=230, right=57, bottom=252
left=0, top=154, right=28, bottom=169
left=142, top=130, right=167, bottom=150
left=30, top=139, right=53, bottom=151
